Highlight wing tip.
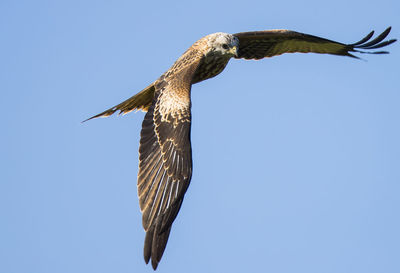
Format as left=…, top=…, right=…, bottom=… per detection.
left=353, top=26, right=395, bottom=48
left=348, top=26, right=396, bottom=57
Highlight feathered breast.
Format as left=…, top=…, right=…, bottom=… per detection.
left=191, top=53, right=232, bottom=84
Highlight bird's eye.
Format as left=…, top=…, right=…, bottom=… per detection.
left=222, top=44, right=229, bottom=49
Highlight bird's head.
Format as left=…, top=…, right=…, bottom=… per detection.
left=205, top=32, right=239, bottom=57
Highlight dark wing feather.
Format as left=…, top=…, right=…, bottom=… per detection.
left=234, top=27, right=396, bottom=60
left=137, top=50, right=202, bottom=270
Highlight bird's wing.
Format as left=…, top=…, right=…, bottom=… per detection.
left=234, top=27, right=396, bottom=60
left=138, top=49, right=203, bottom=270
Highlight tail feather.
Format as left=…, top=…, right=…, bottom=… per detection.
left=83, top=82, right=156, bottom=122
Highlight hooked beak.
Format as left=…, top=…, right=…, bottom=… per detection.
left=230, top=45, right=238, bottom=57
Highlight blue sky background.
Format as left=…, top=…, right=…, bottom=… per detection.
left=1, top=1, right=399, bottom=273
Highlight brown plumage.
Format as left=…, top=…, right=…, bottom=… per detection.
left=85, top=27, right=396, bottom=270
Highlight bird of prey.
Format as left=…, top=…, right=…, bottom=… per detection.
left=86, top=27, right=396, bottom=270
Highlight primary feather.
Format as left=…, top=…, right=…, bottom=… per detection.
left=85, top=27, right=396, bottom=270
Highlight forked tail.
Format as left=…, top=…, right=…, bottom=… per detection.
left=83, top=82, right=156, bottom=122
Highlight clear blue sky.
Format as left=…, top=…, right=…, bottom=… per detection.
left=1, top=1, right=399, bottom=272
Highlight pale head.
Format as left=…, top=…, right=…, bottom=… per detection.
left=205, top=32, right=239, bottom=57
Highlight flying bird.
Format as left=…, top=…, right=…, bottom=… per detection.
left=85, top=27, right=396, bottom=270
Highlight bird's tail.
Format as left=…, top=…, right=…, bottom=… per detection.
left=83, top=82, right=156, bottom=122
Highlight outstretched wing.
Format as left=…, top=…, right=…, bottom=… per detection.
left=138, top=49, right=203, bottom=270
left=234, top=27, right=396, bottom=60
